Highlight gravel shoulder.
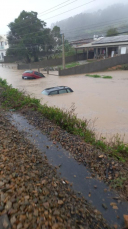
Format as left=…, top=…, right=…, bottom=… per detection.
left=0, top=109, right=110, bottom=229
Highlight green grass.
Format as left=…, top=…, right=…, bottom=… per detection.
left=111, top=176, right=127, bottom=188
left=86, top=74, right=112, bottom=79
left=58, top=62, right=80, bottom=69
left=0, top=77, right=127, bottom=162
left=102, top=76, right=112, bottom=79
left=86, top=74, right=101, bottom=78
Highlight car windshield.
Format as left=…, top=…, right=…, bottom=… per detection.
left=42, top=90, right=48, bottom=95
left=39, top=73, right=44, bottom=77
left=24, top=70, right=33, bottom=73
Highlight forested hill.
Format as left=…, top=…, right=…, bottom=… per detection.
left=52, top=4, right=128, bottom=41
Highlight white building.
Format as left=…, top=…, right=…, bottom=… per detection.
left=0, top=35, right=9, bottom=62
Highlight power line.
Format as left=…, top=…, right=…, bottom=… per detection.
left=7, top=0, right=96, bottom=33
left=7, top=0, right=79, bottom=31
left=10, top=0, right=78, bottom=32
left=43, top=0, right=96, bottom=20
left=39, top=0, right=78, bottom=16
left=6, top=0, right=72, bottom=29
left=38, top=0, right=71, bottom=15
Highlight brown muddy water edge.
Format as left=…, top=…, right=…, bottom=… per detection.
left=19, top=108, right=128, bottom=202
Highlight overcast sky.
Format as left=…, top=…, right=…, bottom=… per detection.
left=0, top=0, right=128, bottom=35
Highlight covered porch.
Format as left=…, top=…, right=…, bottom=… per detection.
left=75, top=43, right=119, bottom=60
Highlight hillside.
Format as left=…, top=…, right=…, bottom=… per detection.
left=53, top=3, right=128, bottom=41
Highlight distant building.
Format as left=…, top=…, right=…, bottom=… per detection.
left=93, top=35, right=104, bottom=41
left=70, top=38, right=93, bottom=48
left=75, top=35, right=128, bottom=59
left=0, top=35, right=9, bottom=62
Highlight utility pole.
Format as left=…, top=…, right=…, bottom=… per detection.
left=62, top=33, right=65, bottom=69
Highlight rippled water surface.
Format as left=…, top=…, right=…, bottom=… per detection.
left=1, top=65, right=128, bottom=142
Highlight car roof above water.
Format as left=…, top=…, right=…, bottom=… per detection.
left=44, top=86, right=70, bottom=92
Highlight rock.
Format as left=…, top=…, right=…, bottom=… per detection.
left=53, top=210, right=60, bottom=216
left=17, top=223, right=22, bottom=229
left=0, top=206, right=4, bottom=212
left=34, top=209, right=38, bottom=217
left=19, top=215, right=26, bottom=222
left=52, top=223, right=59, bottom=229
left=98, top=155, right=104, bottom=158
left=0, top=181, right=4, bottom=187
left=124, top=215, right=128, bottom=228
left=0, top=214, right=11, bottom=229
left=5, top=201, right=12, bottom=210
left=43, top=202, right=49, bottom=209
left=10, top=215, right=16, bottom=225
left=94, top=185, right=97, bottom=189
left=113, top=206, right=118, bottom=210
left=102, top=203, right=108, bottom=210
left=58, top=200, right=63, bottom=205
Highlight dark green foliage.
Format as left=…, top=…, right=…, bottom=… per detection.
left=121, top=64, right=128, bottom=70
left=0, top=80, right=40, bottom=109
left=0, top=78, right=7, bottom=86
left=106, top=28, right=118, bottom=37
left=52, top=26, right=61, bottom=39
left=7, top=10, right=55, bottom=62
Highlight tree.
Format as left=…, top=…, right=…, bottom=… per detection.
left=52, top=26, right=61, bottom=38
left=7, top=11, right=55, bottom=62
left=52, top=26, right=62, bottom=46
left=106, top=28, right=118, bottom=37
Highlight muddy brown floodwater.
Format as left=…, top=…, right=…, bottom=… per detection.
left=0, top=65, right=128, bottom=142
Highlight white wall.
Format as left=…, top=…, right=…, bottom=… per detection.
left=118, top=45, right=128, bottom=55
left=0, top=35, right=8, bottom=61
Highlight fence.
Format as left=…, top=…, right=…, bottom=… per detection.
left=59, top=53, right=128, bottom=76
left=17, top=53, right=94, bottom=70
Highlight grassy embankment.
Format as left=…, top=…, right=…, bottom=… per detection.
left=107, top=64, right=128, bottom=71
left=86, top=74, right=112, bottom=79
left=58, top=62, right=80, bottom=69
left=0, top=77, right=127, bottom=163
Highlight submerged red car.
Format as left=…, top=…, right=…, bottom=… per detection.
left=22, top=70, right=45, bottom=79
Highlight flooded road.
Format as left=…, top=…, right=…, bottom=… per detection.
left=0, top=65, right=128, bottom=142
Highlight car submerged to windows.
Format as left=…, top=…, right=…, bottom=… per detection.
left=42, top=86, right=73, bottom=95
left=22, top=70, right=45, bottom=79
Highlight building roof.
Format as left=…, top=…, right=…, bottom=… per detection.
left=75, top=35, right=128, bottom=49
left=93, top=35, right=128, bottom=45
left=70, top=39, right=93, bottom=45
